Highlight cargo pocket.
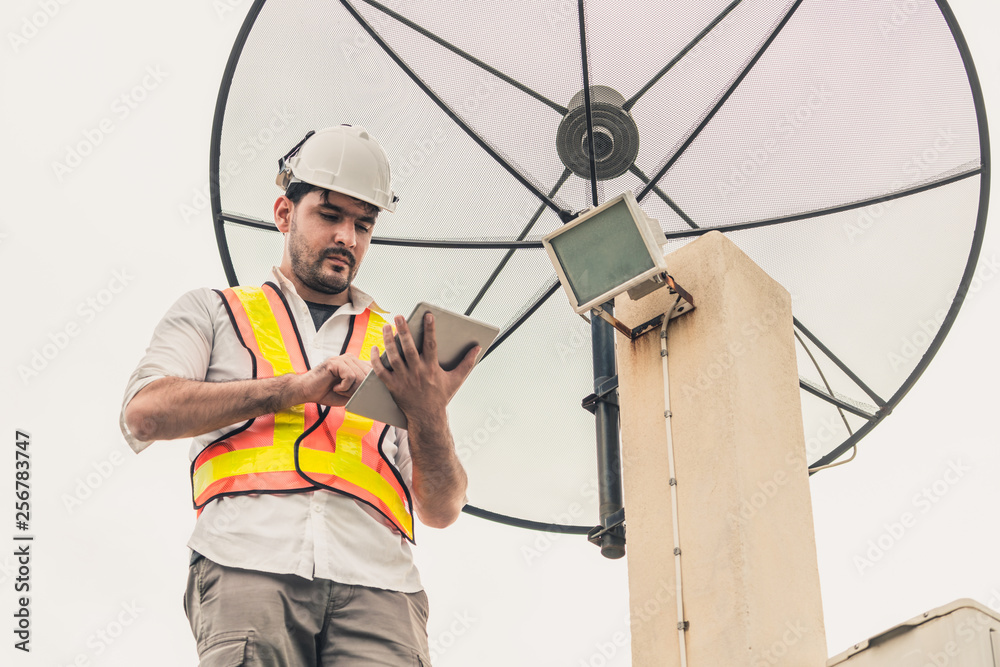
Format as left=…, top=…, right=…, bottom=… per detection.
left=199, top=631, right=252, bottom=667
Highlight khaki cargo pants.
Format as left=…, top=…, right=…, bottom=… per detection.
left=184, top=554, right=431, bottom=666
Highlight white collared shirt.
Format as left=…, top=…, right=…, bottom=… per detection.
left=119, top=267, right=422, bottom=592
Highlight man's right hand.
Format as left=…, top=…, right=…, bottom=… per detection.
left=124, top=354, right=371, bottom=443
left=295, top=354, right=371, bottom=407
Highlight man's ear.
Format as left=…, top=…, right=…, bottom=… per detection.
left=274, top=195, right=293, bottom=233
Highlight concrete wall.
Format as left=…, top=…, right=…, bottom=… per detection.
left=616, top=231, right=827, bottom=666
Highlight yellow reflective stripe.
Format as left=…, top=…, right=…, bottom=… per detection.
left=193, top=445, right=297, bottom=500
left=359, top=311, right=388, bottom=362
left=336, top=412, right=370, bottom=459
left=232, top=287, right=296, bottom=377
left=299, top=446, right=412, bottom=534
left=275, top=405, right=306, bottom=450
left=231, top=286, right=305, bottom=455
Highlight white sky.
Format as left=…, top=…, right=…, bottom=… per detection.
left=1, top=1, right=998, bottom=665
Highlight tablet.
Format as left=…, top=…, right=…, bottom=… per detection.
left=344, top=302, right=500, bottom=429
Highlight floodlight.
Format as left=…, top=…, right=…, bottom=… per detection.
left=543, top=192, right=665, bottom=313
left=543, top=192, right=692, bottom=336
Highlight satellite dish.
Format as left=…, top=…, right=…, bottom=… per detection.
left=210, top=0, right=989, bottom=537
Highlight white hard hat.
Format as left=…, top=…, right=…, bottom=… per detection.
left=276, top=125, right=398, bottom=213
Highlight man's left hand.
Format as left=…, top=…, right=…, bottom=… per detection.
left=370, top=312, right=480, bottom=422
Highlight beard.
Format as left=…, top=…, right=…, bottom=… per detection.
left=287, top=214, right=357, bottom=295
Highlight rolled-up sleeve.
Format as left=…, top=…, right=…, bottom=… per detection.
left=392, top=427, right=413, bottom=488
left=119, top=288, right=216, bottom=453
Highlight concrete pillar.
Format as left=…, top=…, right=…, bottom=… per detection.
left=615, top=231, right=826, bottom=666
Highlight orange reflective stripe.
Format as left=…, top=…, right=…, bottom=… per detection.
left=348, top=310, right=371, bottom=358
left=195, top=469, right=314, bottom=509
left=361, top=426, right=381, bottom=470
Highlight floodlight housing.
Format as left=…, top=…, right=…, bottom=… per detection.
left=543, top=191, right=670, bottom=314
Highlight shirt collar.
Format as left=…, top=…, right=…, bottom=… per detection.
left=269, top=266, right=387, bottom=315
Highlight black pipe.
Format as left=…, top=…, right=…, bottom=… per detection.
left=592, top=301, right=625, bottom=559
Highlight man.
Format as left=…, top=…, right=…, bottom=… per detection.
left=120, top=125, right=477, bottom=666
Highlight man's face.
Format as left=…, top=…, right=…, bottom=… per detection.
left=284, top=189, right=378, bottom=296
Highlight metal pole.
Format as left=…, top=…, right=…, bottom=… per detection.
left=592, top=300, right=625, bottom=559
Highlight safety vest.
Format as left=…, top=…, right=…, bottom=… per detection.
left=190, top=282, right=415, bottom=542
